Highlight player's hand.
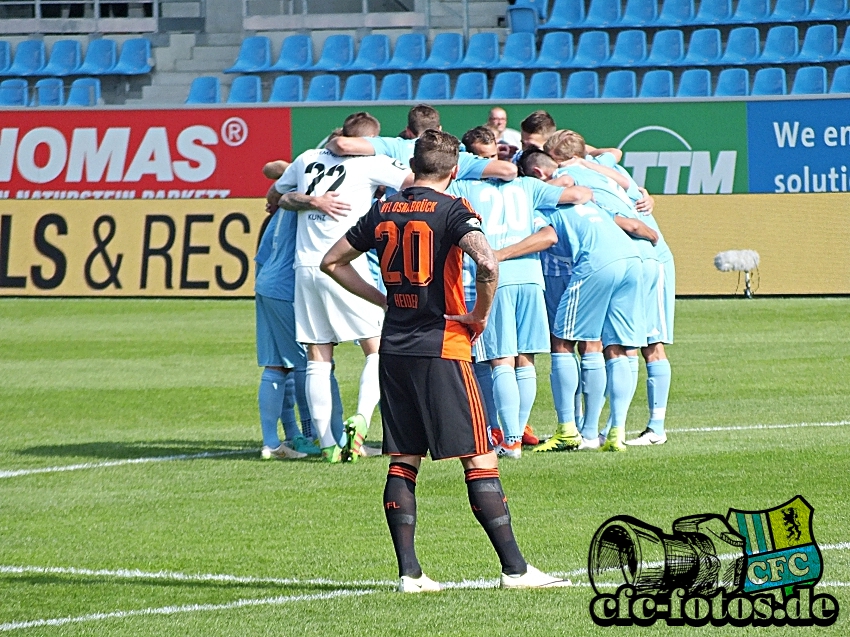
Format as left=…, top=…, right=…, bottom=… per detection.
left=444, top=312, right=488, bottom=345
left=635, top=189, right=655, bottom=215
left=312, top=192, right=352, bottom=221
left=497, top=143, right=517, bottom=161
left=266, top=185, right=283, bottom=214
left=548, top=174, right=576, bottom=188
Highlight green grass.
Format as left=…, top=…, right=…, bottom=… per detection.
left=0, top=297, right=848, bottom=635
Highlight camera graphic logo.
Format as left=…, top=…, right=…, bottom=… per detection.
left=587, top=496, right=839, bottom=627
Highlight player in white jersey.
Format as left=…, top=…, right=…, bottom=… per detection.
left=268, top=113, right=414, bottom=463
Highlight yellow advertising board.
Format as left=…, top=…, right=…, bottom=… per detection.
left=2, top=194, right=849, bottom=297
left=0, top=199, right=268, bottom=297
left=654, top=193, right=850, bottom=295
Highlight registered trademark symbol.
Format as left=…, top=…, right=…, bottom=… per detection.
left=221, top=117, right=248, bottom=147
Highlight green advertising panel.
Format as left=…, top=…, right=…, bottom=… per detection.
left=290, top=102, right=749, bottom=194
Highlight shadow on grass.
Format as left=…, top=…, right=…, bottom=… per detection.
left=16, top=440, right=259, bottom=461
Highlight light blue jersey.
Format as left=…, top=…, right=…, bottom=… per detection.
left=546, top=201, right=640, bottom=280
left=447, top=177, right=562, bottom=287
left=254, top=208, right=296, bottom=302
left=366, top=136, right=491, bottom=180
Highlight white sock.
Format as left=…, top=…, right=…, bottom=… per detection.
left=356, top=353, right=380, bottom=424
left=306, top=361, right=335, bottom=448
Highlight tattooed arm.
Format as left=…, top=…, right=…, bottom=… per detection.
left=444, top=230, right=498, bottom=343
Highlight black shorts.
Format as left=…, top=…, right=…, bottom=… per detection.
left=380, top=354, right=492, bottom=460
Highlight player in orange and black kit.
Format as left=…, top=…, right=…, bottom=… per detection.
left=321, top=130, right=570, bottom=592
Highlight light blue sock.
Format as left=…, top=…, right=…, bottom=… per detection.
left=580, top=352, right=606, bottom=439
left=629, top=355, right=639, bottom=393
left=474, top=362, right=499, bottom=431
left=606, top=357, right=638, bottom=431
left=293, top=366, right=313, bottom=439
left=515, top=366, right=537, bottom=429
left=574, top=354, right=584, bottom=431
left=280, top=373, right=301, bottom=441
left=258, top=368, right=286, bottom=448
left=492, top=364, right=522, bottom=444
left=550, top=353, right=579, bottom=425
left=330, top=368, right=345, bottom=446
left=646, top=359, right=671, bottom=434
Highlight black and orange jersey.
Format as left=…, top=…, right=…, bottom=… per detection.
left=346, top=186, right=483, bottom=361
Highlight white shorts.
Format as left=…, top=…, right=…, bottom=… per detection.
left=294, top=260, right=384, bottom=344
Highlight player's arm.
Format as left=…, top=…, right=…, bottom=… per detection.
left=262, top=160, right=290, bottom=180
left=324, top=136, right=377, bottom=157
left=566, top=157, right=631, bottom=190
left=635, top=187, right=655, bottom=214
left=585, top=145, right=623, bottom=163
left=480, top=159, right=518, bottom=181
left=277, top=191, right=352, bottom=220
left=320, top=238, right=387, bottom=310
left=493, top=226, right=558, bottom=262
left=557, top=185, right=594, bottom=205
left=445, top=230, right=498, bottom=344
left=613, top=215, right=658, bottom=245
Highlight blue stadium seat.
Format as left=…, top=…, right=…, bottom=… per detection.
left=829, top=65, right=850, bottom=92
left=719, top=27, right=760, bottom=64
left=729, top=0, right=770, bottom=23
left=348, top=34, right=390, bottom=71
left=839, top=27, right=850, bottom=61
left=415, top=73, right=450, bottom=100
left=641, top=30, right=685, bottom=66
left=759, top=25, right=800, bottom=63
left=497, top=32, right=537, bottom=68
left=420, top=33, right=464, bottom=70
left=305, top=74, right=340, bottom=101
left=453, top=72, right=488, bottom=99
left=714, top=68, right=749, bottom=96
left=619, top=0, right=658, bottom=27
left=227, top=75, right=262, bottom=103
left=112, top=38, right=153, bottom=75
left=752, top=67, right=787, bottom=95
left=797, top=25, right=839, bottom=63
left=0, top=42, right=10, bottom=74
left=582, top=0, right=622, bottom=28
left=513, top=0, right=549, bottom=20
left=185, top=76, right=220, bottom=104
left=568, top=31, right=610, bottom=68
left=32, top=77, right=64, bottom=106
left=454, top=32, right=499, bottom=69
left=676, top=68, right=712, bottom=96
left=565, top=70, right=600, bottom=98
left=385, top=33, right=426, bottom=70
left=76, top=39, right=117, bottom=75
left=342, top=73, right=376, bottom=101
left=507, top=7, right=538, bottom=34
left=527, top=71, right=562, bottom=99
left=377, top=73, right=413, bottom=100
left=542, top=0, right=585, bottom=29
left=224, top=36, right=271, bottom=73
left=268, top=75, right=303, bottom=102
left=42, top=40, right=81, bottom=76
left=66, top=77, right=101, bottom=106
left=0, top=78, right=27, bottom=106
left=608, top=30, right=647, bottom=67
left=767, top=0, right=810, bottom=21
left=8, top=40, right=46, bottom=76
left=692, top=0, right=733, bottom=24
left=532, top=32, right=574, bottom=69
left=311, top=35, right=354, bottom=71
left=639, top=69, right=674, bottom=97
left=602, top=70, right=637, bottom=98
left=681, top=28, right=722, bottom=65
left=655, top=0, right=694, bottom=26
left=490, top=71, right=525, bottom=99
left=791, top=66, right=827, bottom=94
left=809, top=0, right=849, bottom=19
left=269, top=35, right=313, bottom=72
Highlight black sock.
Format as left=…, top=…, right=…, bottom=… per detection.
left=465, top=468, right=527, bottom=576
left=384, top=462, right=421, bottom=578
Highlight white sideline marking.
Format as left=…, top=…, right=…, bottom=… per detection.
left=632, top=419, right=850, bottom=435
left=0, top=449, right=256, bottom=479
left=0, top=589, right=374, bottom=633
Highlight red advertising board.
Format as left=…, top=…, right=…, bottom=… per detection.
left=0, top=107, right=291, bottom=200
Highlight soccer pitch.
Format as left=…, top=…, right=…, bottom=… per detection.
left=0, top=297, right=848, bottom=636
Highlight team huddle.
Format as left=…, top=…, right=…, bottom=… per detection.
left=254, top=104, right=675, bottom=591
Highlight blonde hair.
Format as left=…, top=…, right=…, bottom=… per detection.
left=544, top=129, right=587, bottom=162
